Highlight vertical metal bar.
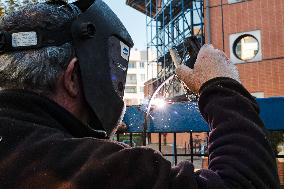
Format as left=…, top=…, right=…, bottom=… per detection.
left=190, top=0, right=194, bottom=36
left=150, top=0, right=153, bottom=49
left=130, top=133, right=133, bottom=147
left=173, top=133, right=177, bottom=165
left=159, top=133, right=162, bottom=152
left=170, top=0, right=174, bottom=46
left=190, top=131, right=194, bottom=163
left=156, top=0, right=159, bottom=65
left=162, top=0, right=166, bottom=82
left=220, top=0, right=225, bottom=51
left=182, top=0, right=185, bottom=40
left=117, top=133, right=120, bottom=142
left=206, top=132, right=209, bottom=147
left=206, top=0, right=211, bottom=44
left=200, top=0, right=205, bottom=45
left=143, top=113, right=147, bottom=146
left=145, top=0, right=149, bottom=81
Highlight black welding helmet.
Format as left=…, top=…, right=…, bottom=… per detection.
left=0, top=0, right=134, bottom=136
left=72, top=0, right=134, bottom=136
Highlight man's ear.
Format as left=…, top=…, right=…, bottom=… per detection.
left=63, top=57, right=80, bottom=98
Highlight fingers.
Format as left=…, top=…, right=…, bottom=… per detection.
left=197, top=44, right=230, bottom=66
left=169, top=48, right=182, bottom=68
left=195, top=44, right=241, bottom=85
left=176, top=65, right=198, bottom=92
left=170, top=48, right=199, bottom=92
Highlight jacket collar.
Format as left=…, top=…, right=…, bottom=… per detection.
left=0, top=89, right=107, bottom=139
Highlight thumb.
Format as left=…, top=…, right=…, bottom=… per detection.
left=169, top=48, right=182, bottom=68
left=176, top=65, right=197, bottom=93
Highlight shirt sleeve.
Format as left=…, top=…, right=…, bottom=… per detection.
left=189, top=77, right=280, bottom=189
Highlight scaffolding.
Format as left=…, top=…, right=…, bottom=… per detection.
left=127, top=0, right=204, bottom=98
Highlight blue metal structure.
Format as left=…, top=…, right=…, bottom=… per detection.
left=125, top=0, right=205, bottom=101
left=143, top=0, right=204, bottom=97
left=122, top=97, right=284, bottom=166
left=123, top=97, right=284, bottom=132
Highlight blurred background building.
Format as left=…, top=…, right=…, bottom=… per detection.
left=124, top=49, right=157, bottom=105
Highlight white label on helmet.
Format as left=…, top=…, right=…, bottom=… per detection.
left=12, top=32, right=38, bottom=47
left=120, top=41, right=130, bottom=61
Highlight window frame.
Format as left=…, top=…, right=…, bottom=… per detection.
left=229, top=30, right=262, bottom=64
left=125, top=86, right=137, bottom=93
left=128, top=61, right=136, bottom=69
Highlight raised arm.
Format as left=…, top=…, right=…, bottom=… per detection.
left=174, top=45, right=280, bottom=189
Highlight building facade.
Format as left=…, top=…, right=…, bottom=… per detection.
left=206, top=0, right=284, bottom=97
left=124, top=49, right=157, bottom=105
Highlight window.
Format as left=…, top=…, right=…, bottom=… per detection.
left=125, top=86, right=137, bottom=93
left=233, top=35, right=259, bottom=61
left=139, top=62, right=145, bottom=68
left=126, top=74, right=137, bottom=84
left=140, top=74, right=145, bottom=82
left=229, top=30, right=262, bottom=64
left=128, top=61, right=136, bottom=68
left=139, top=87, right=144, bottom=93
left=228, top=0, right=245, bottom=4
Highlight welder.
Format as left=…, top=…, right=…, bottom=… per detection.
left=0, top=0, right=279, bottom=188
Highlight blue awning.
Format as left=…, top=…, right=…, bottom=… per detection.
left=123, top=97, right=284, bottom=133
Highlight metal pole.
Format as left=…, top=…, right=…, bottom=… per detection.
left=130, top=133, right=133, bottom=147
left=190, top=131, right=194, bottom=163
left=117, top=133, right=120, bottom=142
left=206, top=0, right=211, bottom=44
left=159, top=133, right=162, bottom=152
left=220, top=0, right=225, bottom=51
left=142, top=112, right=147, bottom=146
left=190, top=1, right=194, bottom=36
left=173, top=133, right=177, bottom=165
left=182, top=0, right=185, bottom=41
left=146, top=0, right=149, bottom=81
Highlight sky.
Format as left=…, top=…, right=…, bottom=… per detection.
left=103, top=0, right=147, bottom=50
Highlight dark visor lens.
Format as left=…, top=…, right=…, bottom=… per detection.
left=108, top=36, right=130, bottom=99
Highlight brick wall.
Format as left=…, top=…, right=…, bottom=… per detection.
left=205, top=0, right=284, bottom=97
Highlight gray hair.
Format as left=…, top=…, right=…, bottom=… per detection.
left=0, top=2, right=80, bottom=95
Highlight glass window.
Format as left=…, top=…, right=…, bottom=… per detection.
left=233, top=35, right=259, bottom=61
left=126, top=74, right=137, bottom=84
left=140, top=74, right=145, bottom=82
left=139, top=87, right=144, bottom=93
left=125, top=86, right=137, bottom=93
left=128, top=61, right=136, bottom=68
left=140, top=62, right=145, bottom=68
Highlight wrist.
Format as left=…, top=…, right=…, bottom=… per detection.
left=199, top=77, right=242, bottom=95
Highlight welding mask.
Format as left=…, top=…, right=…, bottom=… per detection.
left=72, top=0, right=134, bottom=136
left=0, top=0, right=134, bottom=136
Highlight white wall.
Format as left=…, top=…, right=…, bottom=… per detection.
left=124, top=49, right=157, bottom=105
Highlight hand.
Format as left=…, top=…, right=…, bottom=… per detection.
left=170, top=44, right=240, bottom=94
